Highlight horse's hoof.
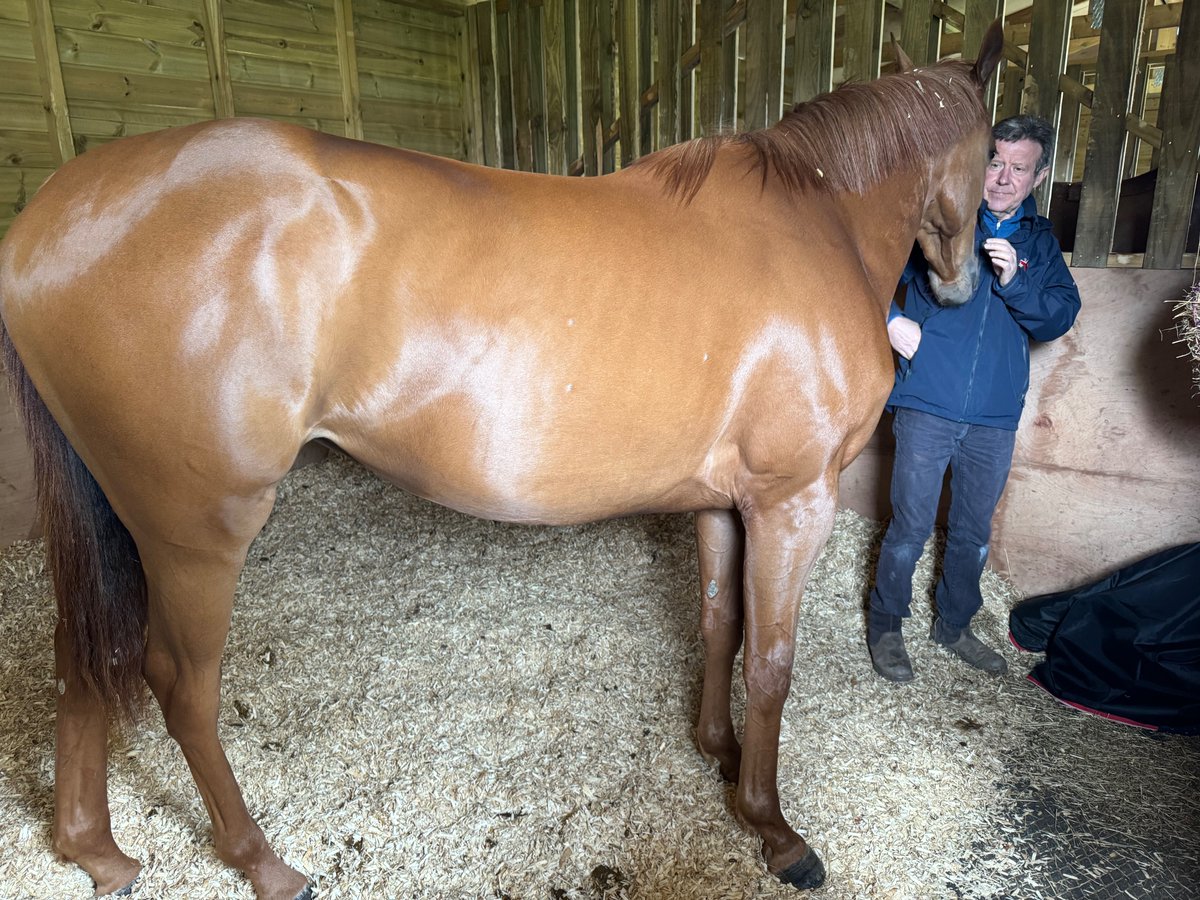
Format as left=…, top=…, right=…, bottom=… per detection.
left=111, top=875, right=140, bottom=897
left=777, top=847, right=826, bottom=890
left=293, top=885, right=314, bottom=900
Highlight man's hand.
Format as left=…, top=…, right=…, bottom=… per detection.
left=983, top=237, right=1018, bottom=286
left=887, top=315, right=922, bottom=360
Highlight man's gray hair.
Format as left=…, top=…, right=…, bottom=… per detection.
left=992, top=115, right=1055, bottom=172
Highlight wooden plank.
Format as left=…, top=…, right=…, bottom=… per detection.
left=543, top=0, right=567, bottom=173
left=719, top=1, right=737, bottom=128
left=841, top=0, right=882, bottom=85
left=25, top=0, right=74, bottom=164
left=698, top=0, right=723, bottom=134
left=1072, top=0, right=1146, bottom=267
left=564, top=0, right=580, bottom=169
left=999, top=58, right=1025, bottom=119
left=791, top=0, right=834, bottom=103
left=202, top=0, right=236, bottom=118
left=617, top=0, right=639, bottom=163
left=656, top=0, right=680, bottom=146
left=0, top=128, right=56, bottom=168
left=525, top=0, right=547, bottom=172
left=638, top=0, right=652, bottom=154
left=743, top=0, right=783, bottom=129
left=1145, top=0, right=1200, bottom=269
left=460, top=4, right=484, bottom=163
left=494, top=1, right=517, bottom=169
left=899, top=0, right=939, bottom=67
left=1053, top=64, right=1083, bottom=187
left=1027, top=0, right=1072, bottom=213
left=597, top=0, right=615, bottom=171
left=578, top=0, right=600, bottom=173
left=679, top=0, right=693, bottom=139
left=333, top=0, right=363, bottom=139
left=511, top=0, right=533, bottom=170
left=472, top=3, right=502, bottom=167
left=963, top=0, right=1004, bottom=116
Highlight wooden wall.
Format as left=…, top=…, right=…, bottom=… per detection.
left=839, top=267, right=1200, bottom=596
left=0, top=0, right=479, bottom=242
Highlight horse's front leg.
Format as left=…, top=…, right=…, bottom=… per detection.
left=52, top=622, right=142, bottom=896
left=695, top=508, right=745, bottom=783
left=737, top=482, right=837, bottom=891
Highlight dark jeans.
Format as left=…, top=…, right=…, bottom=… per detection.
left=870, top=407, right=1016, bottom=631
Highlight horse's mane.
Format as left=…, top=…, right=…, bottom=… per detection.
left=640, top=59, right=986, bottom=202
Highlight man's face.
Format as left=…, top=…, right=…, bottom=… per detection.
left=983, top=138, right=1049, bottom=220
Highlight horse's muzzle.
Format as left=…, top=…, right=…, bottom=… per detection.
left=928, top=254, right=980, bottom=307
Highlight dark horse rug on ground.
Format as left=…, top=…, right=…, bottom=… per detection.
left=1010, top=543, right=1200, bottom=734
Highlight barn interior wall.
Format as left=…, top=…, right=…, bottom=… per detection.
left=0, top=0, right=475, bottom=244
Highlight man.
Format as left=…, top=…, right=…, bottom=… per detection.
left=867, top=115, right=1081, bottom=683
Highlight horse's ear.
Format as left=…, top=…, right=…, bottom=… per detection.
left=890, top=32, right=915, bottom=73
left=972, top=19, right=1005, bottom=87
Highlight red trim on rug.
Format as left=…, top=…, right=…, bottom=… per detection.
left=1025, top=674, right=1160, bottom=731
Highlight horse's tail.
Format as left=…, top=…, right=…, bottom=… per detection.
left=1, top=317, right=147, bottom=719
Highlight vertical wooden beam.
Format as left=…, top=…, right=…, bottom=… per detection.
left=1054, top=63, right=1084, bottom=185
left=333, top=0, right=363, bottom=140
left=564, top=0, right=581, bottom=171
left=473, top=4, right=503, bottom=168
left=1027, top=0, right=1072, bottom=212
left=639, top=1, right=654, bottom=154
left=963, top=0, right=1004, bottom=118
left=1122, top=56, right=1150, bottom=178
left=698, top=0, right=727, bottom=133
left=511, top=1, right=533, bottom=171
left=656, top=0, right=681, bottom=146
left=719, top=3, right=738, bottom=128
left=618, top=0, right=641, bottom=163
left=1072, top=0, right=1146, bottom=267
left=495, top=0, right=518, bottom=170
left=580, top=0, right=601, bottom=174
left=766, top=0, right=784, bottom=120
left=679, top=0, right=694, bottom=139
left=544, top=0, right=568, bottom=174
left=461, top=10, right=486, bottom=164
left=1145, top=0, right=1200, bottom=269
left=599, top=0, right=617, bottom=171
left=842, top=0, right=883, bottom=85
left=744, top=0, right=784, bottom=129
left=791, top=0, right=834, bottom=103
left=527, top=3, right=548, bottom=173
left=1000, top=60, right=1025, bottom=120
left=201, top=0, right=235, bottom=120
left=899, top=0, right=940, bottom=67
left=25, top=0, right=74, bottom=164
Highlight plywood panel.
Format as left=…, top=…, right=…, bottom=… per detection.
left=839, top=268, right=1200, bottom=598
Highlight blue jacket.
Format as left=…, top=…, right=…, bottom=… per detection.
left=887, top=196, right=1080, bottom=430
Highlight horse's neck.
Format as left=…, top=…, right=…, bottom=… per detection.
left=828, top=167, right=930, bottom=314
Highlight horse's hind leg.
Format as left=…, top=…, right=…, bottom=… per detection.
left=53, top=624, right=141, bottom=896
left=695, top=508, right=745, bottom=783
left=136, top=504, right=310, bottom=900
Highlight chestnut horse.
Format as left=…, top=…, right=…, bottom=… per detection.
left=0, top=24, right=1002, bottom=898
